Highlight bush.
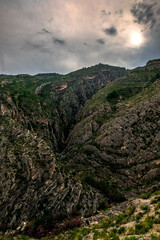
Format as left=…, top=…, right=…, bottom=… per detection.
left=136, top=212, right=144, bottom=222
left=140, top=205, right=150, bottom=212
left=115, top=213, right=128, bottom=224
left=25, top=212, right=81, bottom=238
left=100, top=218, right=113, bottom=229
left=155, top=202, right=160, bottom=210
left=63, top=218, right=81, bottom=230
left=153, top=191, right=160, bottom=196
left=125, top=206, right=135, bottom=216
left=108, top=230, right=120, bottom=240
left=151, top=196, right=160, bottom=204
left=135, top=215, right=153, bottom=234
left=151, top=234, right=160, bottom=240
left=140, top=192, right=152, bottom=199
left=127, top=226, right=135, bottom=235
left=0, top=224, right=7, bottom=232
left=118, top=226, right=126, bottom=234
left=125, top=237, right=139, bottom=240
left=106, top=87, right=134, bottom=105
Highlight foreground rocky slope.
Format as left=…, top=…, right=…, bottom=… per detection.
left=2, top=191, right=160, bottom=239
left=0, top=59, right=160, bottom=238
left=46, top=191, right=160, bottom=240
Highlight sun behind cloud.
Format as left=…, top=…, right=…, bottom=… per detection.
left=130, top=31, right=143, bottom=47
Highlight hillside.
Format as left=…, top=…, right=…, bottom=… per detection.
left=0, top=59, right=160, bottom=239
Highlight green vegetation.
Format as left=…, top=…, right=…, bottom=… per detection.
left=135, top=215, right=154, bottom=234
left=140, top=192, right=152, bottom=199
left=83, top=66, right=160, bottom=117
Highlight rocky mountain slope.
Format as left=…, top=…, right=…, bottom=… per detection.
left=44, top=191, right=160, bottom=240
left=0, top=59, right=160, bottom=239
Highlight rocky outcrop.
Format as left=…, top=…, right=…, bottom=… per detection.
left=147, top=59, right=160, bottom=66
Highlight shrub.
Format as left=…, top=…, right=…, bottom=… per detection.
left=108, top=230, right=120, bottom=240
left=118, top=226, right=126, bottom=234
left=135, top=215, right=153, bottom=234
left=125, top=206, right=135, bottom=216
left=151, top=196, right=160, bottom=204
left=136, top=212, right=144, bottom=222
left=36, top=225, right=45, bottom=239
left=63, top=218, right=81, bottom=230
left=153, top=191, right=160, bottom=196
left=25, top=212, right=81, bottom=238
left=151, top=234, right=160, bottom=240
left=100, top=218, right=113, bottom=229
left=125, top=236, right=139, bottom=240
left=127, top=226, right=135, bottom=235
left=140, top=205, right=150, bottom=212
left=71, top=207, right=80, bottom=217
left=0, top=224, right=7, bottom=232
left=115, top=212, right=127, bottom=224
left=154, top=213, right=160, bottom=224
left=140, top=192, right=152, bottom=199
left=155, top=202, right=160, bottom=210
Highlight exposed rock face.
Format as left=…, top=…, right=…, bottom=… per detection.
left=0, top=60, right=160, bottom=232
left=0, top=116, right=103, bottom=230
left=63, top=91, right=160, bottom=193
left=53, top=84, right=68, bottom=91
left=147, top=59, right=160, bottom=66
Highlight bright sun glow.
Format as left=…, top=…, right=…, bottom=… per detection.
left=130, top=32, right=143, bottom=47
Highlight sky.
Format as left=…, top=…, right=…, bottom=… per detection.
left=0, top=0, right=160, bottom=75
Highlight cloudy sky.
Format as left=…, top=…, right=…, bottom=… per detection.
left=0, top=0, right=160, bottom=75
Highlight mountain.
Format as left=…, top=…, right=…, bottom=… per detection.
left=0, top=59, right=160, bottom=239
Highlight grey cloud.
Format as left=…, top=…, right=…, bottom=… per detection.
left=53, top=38, right=66, bottom=45
left=101, top=10, right=111, bottom=16
left=157, top=9, right=160, bottom=15
left=103, top=26, right=117, bottom=36
left=25, top=40, right=51, bottom=53
left=40, top=28, right=51, bottom=34
left=115, top=9, right=123, bottom=16
left=130, top=1, right=157, bottom=29
left=48, top=17, right=54, bottom=23
left=101, top=10, right=106, bottom=16
left=97, top=39, right=105, bottom=45
left=25, top=40, right=44, bottom=50
left=0, top=51, right=4, bottom=73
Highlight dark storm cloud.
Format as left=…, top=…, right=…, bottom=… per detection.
left=130, top=1, right=157, bottom=29
left=53, top=38, right=66, bottom=45
left=97, top=39, right=105, bottom=45
left=103, top=26, right=118, bottom=36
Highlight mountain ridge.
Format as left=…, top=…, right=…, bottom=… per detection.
left=0, top=59, right=160, bottom=239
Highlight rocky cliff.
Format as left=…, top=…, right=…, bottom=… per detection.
left=0, top=60, right=160, bottom=236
